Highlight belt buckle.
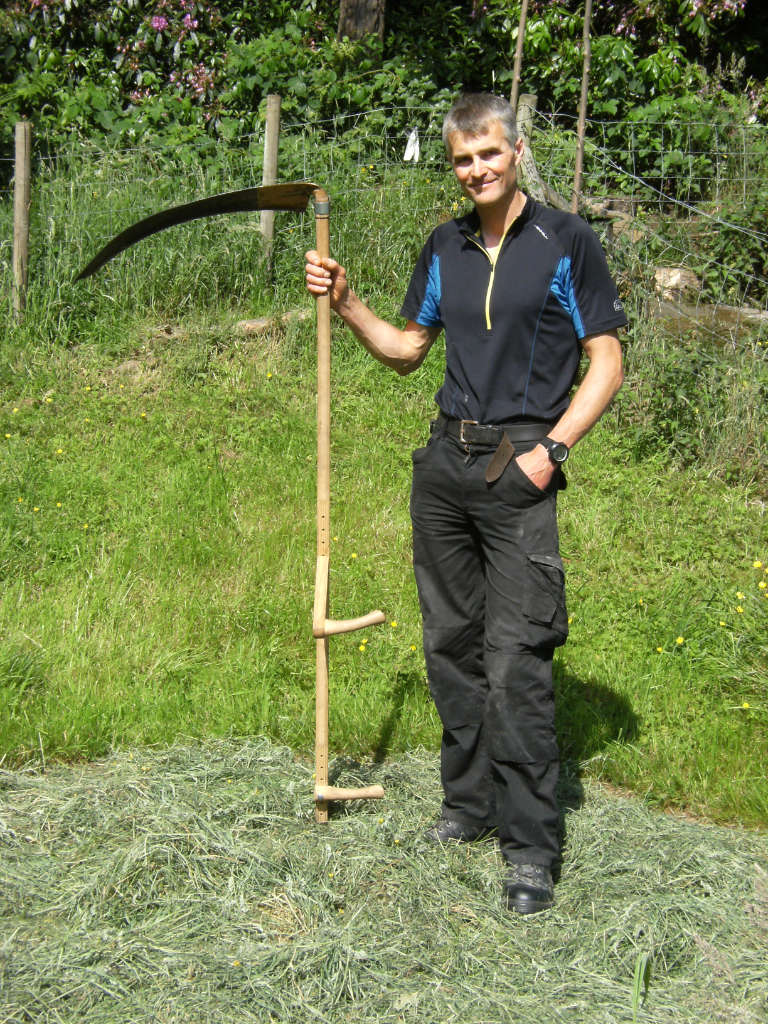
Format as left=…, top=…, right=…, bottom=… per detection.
left=459, top=419, right=478, bottom=445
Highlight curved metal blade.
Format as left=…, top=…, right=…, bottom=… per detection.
left=75, top=181, right=319, bottom=280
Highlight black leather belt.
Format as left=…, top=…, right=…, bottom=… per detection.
left=436, top=412, right=552, bottom=447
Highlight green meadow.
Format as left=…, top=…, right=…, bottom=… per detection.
left=1, top=142, right=766, bottom=830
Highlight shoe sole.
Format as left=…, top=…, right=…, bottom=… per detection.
left=508, top=898, right=553, bottom=915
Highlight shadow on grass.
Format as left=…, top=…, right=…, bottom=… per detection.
left=371, top=668, right=424, bottom=766
left=553, top=662, right=640, bottom=869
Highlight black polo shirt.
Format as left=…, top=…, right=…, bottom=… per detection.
left=400, top=196, right=627, bottom=424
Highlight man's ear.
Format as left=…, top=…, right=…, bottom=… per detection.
left=513, top=136, right=525, bottom=166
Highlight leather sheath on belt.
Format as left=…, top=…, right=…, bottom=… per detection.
left=485, top=432, right=516, bottom=484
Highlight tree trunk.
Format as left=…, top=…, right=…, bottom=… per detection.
left=337, top=0, right=386, bottom=41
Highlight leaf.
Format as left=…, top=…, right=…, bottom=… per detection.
left=632, top=951, right=652, bottom=1022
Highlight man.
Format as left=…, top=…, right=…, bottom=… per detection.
left=305, top=93, right=625, bottom=914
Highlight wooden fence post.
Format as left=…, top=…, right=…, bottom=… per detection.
left=517, top=94, right=547, bottom=204
left=13, top=121, right=32, bottom=319
left=571, top=0, right=593, bottom=213
left=509, top=0, right=529, bottom=115
left=260, top=93, right=282, bottom=270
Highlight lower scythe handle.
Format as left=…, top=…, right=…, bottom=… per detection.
left=312, top=188, right=384, bottom=823
left=315, top=785, right=385, bottom=802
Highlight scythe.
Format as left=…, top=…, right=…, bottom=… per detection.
left=76, top=181, right=386, bottom=822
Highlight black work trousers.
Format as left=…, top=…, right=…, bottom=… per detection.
left=410, top=425, right=569, bottom=867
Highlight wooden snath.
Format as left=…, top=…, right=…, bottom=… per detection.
left=310, top=190, right=386, bottom=822
left=75, top=181, right=386, bottom=821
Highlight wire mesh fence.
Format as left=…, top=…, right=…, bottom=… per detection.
left=2, top=103, right=767, bottom=334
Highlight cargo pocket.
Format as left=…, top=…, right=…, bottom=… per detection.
left=524, top=552, right=569, bottom=648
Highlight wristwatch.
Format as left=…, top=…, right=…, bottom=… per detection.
left=540, top=436, right=570, bottom=465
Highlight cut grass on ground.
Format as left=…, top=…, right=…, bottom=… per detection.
left=1, top=738, right=766, bottom=1024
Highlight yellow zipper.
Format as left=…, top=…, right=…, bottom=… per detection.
left=467, top=223, right=513, bottom=330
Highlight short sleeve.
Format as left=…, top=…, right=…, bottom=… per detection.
left=400, top=233, right=444, bottom=328
left=566, top=221, right=627, bottom=337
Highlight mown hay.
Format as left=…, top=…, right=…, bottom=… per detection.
left=1, top=739, right=766, bottom=1023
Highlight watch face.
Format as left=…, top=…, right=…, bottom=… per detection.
left=549, top=441, right=569, bottom=464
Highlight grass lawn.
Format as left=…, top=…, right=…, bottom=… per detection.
left=1, top=310, right=766, bottom=828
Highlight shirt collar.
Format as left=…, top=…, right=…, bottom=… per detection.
left=458, top=192, right=533, bottom=244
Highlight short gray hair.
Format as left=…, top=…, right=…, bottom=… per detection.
left=442, top=93, right=518, bottom=154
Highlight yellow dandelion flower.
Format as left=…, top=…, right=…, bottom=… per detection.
left=45, top=397, right=53, bottom=403
left=56, top=448, right=63, bottom=454
left=12, top=407, right=18, bottom=413
left=676, top=636, right=684, bottom=645
left=16, top=497, right=22, bottom=503
left=754, top=560, right=763, bottom=568
left=359, top=644, right=365, bottom=652
left=737, top=591, right=745, bottom=600
left=378, top=818, right=384, bottom=824
left=56, top=502, right=62, bottom=508
left=410, top=644, right=417, bottom=651
left=83, top=523, right=89, bottom=530
left=759, top=581, right=767, bottom=590
left=742, top=702, right=750, bottom=709
left=719, top=620, right=726, bottom=627
left=85, top=385, right=91, bottom=392
left=737, top=606, right=744, bottom=614
left=568, top=616, right=574, bottom=624
left=33, top=506, right=39, bottom=512
left=267, top=372, right=273, bottom=379
left=656, top=646, right=663, bottom=653
left=638, top=598, right=644, bottom=605
left=4, top=433, right=10, bottom=439
left=390, top=620, right=397, bottom=628
left=140, top=412, right=146, bottom=419
left=232, top=960, right=241, bottom=967
left=351, top=552, right=357, bottom=559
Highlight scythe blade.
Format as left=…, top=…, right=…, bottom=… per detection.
left=75, top=181, right=319, bottom=280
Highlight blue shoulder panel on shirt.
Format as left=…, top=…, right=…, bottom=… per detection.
left=550, top=255, right=585, bottom=339
left=416, top=254, right=442, bottom=327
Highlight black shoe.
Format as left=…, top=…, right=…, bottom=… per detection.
left=423, top=817, right=495, bottom=844
left=504, top=863, right=554, bottom=915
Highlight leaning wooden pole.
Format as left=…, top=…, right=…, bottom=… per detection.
left=571, top=0, right=593, bottom=213
left=13, top=121, right=32, bottom=320
left=312, top=190, right=385, bottom=823
left=260, top=93, right=282, bottom=272
left=509, top=0, right=529, bottom=115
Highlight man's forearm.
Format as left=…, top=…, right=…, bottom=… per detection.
left=334, top=290, right=435, bottom=376
left=548, top=339, right=624, bottom=449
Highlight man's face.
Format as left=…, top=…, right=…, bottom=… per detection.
left=447, top=120, right=524, bottom=211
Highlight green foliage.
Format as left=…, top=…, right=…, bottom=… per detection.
left=614, top=328, right=768, bottom=486
left=1, top=0, right=764, bottom=157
